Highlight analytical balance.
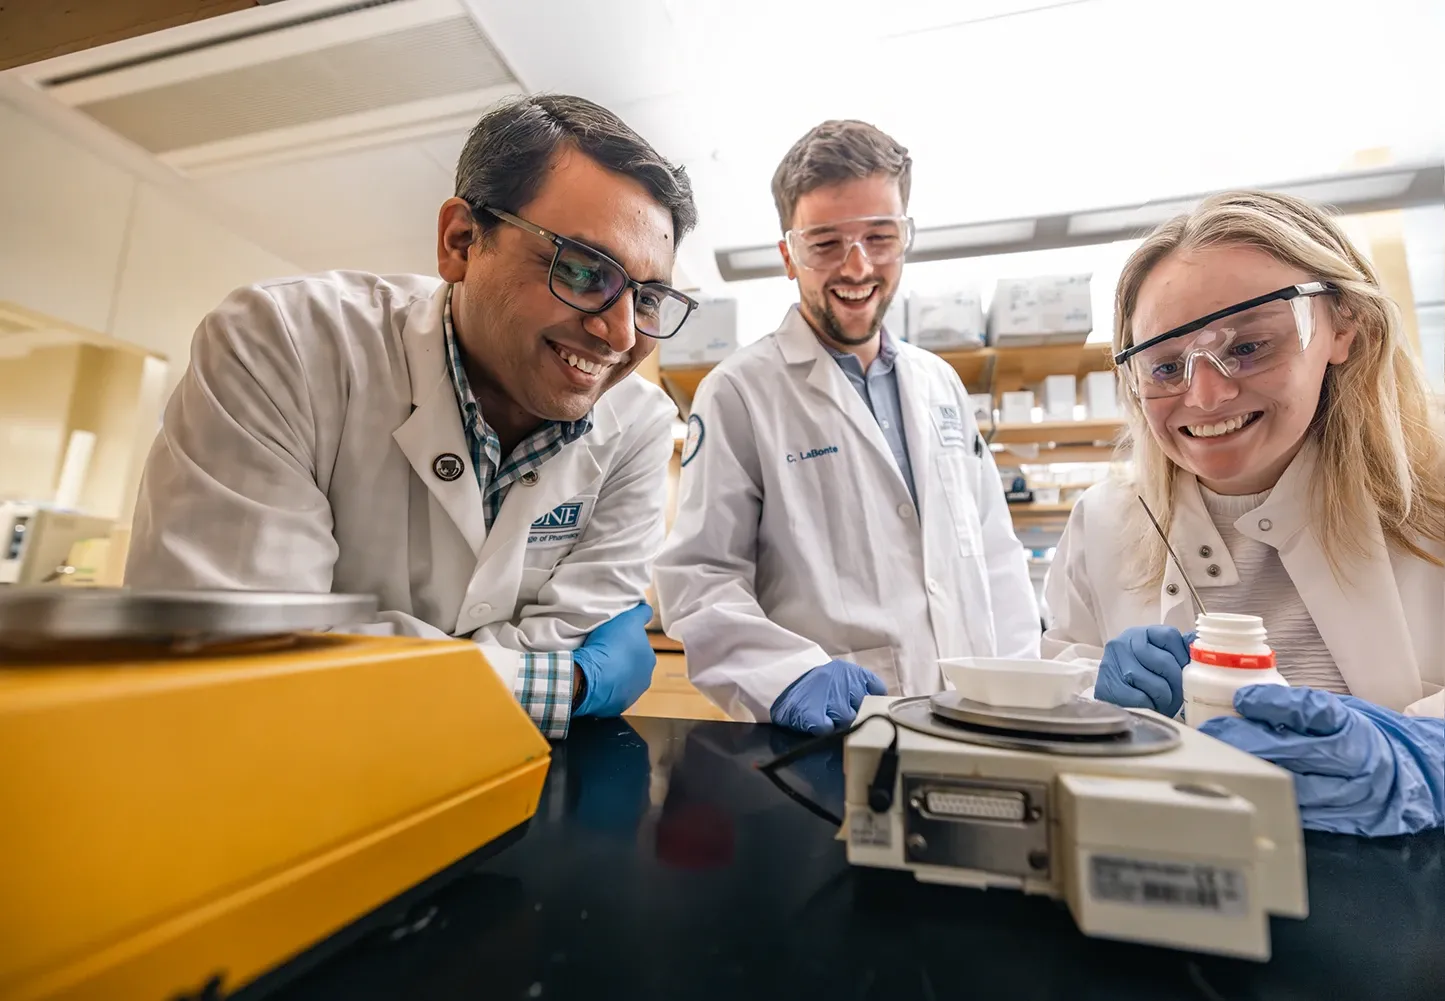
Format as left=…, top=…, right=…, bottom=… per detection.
left=843, top=692, right=1307, bottom=960
left=0, top=589, right=551, bottom=1001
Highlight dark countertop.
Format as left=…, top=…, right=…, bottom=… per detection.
left=267, top=716, right=1444, bottom=1001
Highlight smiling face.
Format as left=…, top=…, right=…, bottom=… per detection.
left=778, top=174, right=905, bottom=349
left=437, top=147, right=675, bottom=433
left=1130, top=244, right=1355, bottom=495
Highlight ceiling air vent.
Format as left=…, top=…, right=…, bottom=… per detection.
left=28, top=0, right=521, bottom=176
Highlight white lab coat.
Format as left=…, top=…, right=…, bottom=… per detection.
left=655, top=306, right=1040, bottom=721
left=126, top=271, right=676, bottom=688
left=1042, top=444, right=1445, bottom=717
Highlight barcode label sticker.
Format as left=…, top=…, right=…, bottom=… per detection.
left=1089, top=855, right=1248, bottom=916
left=848, top=807, right=892, bottom=849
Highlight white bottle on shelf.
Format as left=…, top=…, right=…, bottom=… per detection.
left=1182, top=612, right=1289, bottom=728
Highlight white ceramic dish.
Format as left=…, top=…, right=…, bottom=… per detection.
left=939, top=656, right=1094, bottom=710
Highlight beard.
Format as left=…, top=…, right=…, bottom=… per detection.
left=804, top=281, right=898, bottom=347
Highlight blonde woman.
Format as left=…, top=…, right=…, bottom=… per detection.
left=1043, top=190, right=1444, bottom=837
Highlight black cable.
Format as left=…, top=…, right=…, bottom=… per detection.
left=759, top=766, right=845, bottom=826
left=755, top=714, right=902, bottom=827
left=755, top=713, right=897, bottom=774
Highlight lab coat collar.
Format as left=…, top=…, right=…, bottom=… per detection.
left=402, top=282, right=451, bottom=408
left=391, top=283, right=623, bottom=561
left=1236, top=439, right=1317, bottom=546
left=392, top=282, right=492, bottom=559
left=1162, top=439, right=1421, bottom=708
left=773, top=305, right=911, bottom=493
left=1164, top=440, right=1323, bottom=600
left=775, top=304, right=824, bottom=365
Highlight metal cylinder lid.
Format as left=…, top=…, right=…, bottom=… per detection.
left=0, top=588, right=378, bottom=645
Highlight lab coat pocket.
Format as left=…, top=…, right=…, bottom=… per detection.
left=935, top=454, right=984, bottom=557
left=844, top=646, right=902, bottom=697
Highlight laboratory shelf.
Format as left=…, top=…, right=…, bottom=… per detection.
left=990, top=418, right=1124, bottom=445
left=659, top=341, right=1117, bottom=419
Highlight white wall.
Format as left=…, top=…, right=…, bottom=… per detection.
left=0, top=97, right=302, bottom=521
left=0, top=98, right=301, bottom=401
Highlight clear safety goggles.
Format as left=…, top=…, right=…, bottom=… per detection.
left=1114, top=282, right=1339, bottom=400
left=785, top=215, right=915, bottom=271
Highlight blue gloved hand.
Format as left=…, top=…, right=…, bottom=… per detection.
left=572, top=603, right=657, bottom=718
left=1200, top=685, right=1445, bottom=837
left=1095, top=626, right=1194, bottom=718
left=770, top=660, right=887, bottom=735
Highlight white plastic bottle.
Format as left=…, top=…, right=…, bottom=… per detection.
left=1182, top=612, right=1289, bottom=728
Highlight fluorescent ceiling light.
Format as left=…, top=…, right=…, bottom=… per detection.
left=726, top=246, right=785, bottom=271
left=912, top=219, right=1037, bottom=252
left=1275, top=171, right=1415, bottom=207
left=713, top=162, right=1442, bottom=282
left=1067, top=198, right=1200, bottom=236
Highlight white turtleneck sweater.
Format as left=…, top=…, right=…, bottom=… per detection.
left=1197, top=485, right=1351, bottom=695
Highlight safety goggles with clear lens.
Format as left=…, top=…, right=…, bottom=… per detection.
left=1114, top=282, right=1338, bottom=399
left=785, top=215, right=915, bottom=271
left=482, top=206, right=698, bottom=340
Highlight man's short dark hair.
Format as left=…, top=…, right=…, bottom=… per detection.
left=456, top=93, right=697, bottom=244
left=771, top=120, right=912, bottom=232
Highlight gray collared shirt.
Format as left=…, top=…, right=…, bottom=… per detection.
left=823, top=330, right=917, bottom=505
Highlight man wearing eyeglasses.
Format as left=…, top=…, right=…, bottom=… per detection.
left=655, top=120, right=1040, bottom=733
left=126, top=95, right=698, bottom=738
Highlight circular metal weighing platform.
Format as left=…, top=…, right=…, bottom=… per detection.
left=0, top=588, right=377, bottom=647
left=930, top=689, right=1133, bottom=737
left=888, top=694, right=1181, bottom=757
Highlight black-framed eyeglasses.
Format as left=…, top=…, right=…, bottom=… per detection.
left=480, top=206, right=698, bottom=340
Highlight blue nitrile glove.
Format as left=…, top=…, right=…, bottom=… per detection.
left=1200, top=685, right=1445, bottom=837
left=770, top=660, right=888, bottom=735
left=572, top=603, right=657, bottom=718
left=1095, top=626, right=1195, bottom=718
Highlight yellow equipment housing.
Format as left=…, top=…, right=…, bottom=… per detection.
left=0, top=633, right=551, bottom=1001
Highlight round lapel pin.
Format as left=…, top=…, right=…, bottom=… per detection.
left=433, top=453, right=465, bottom=482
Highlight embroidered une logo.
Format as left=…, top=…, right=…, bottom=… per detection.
left=939, top=404, right=960, bottom=421
left=532, top=503, right=582, bottom=530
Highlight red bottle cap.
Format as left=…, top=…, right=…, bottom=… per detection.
left=1190, top=644, right=1277, bottom=670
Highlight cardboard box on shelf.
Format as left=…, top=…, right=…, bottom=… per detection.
left=988, top=275, right=1092, bottom=345
left=660, top=297, right=739, bottom=368
left=1084, top=369, right=1121, bottom=419
left=1001, top=390, right=1035, bottom=425
left=1042, top=374, right=1077, bottom=421
left=905, top=289, right=986, bottom=351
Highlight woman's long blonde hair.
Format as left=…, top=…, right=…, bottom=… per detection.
left=1113, top=189, right=1445, bottom=587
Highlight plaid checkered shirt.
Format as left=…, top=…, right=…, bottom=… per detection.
left=443, top=285, right=592, bottom=738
